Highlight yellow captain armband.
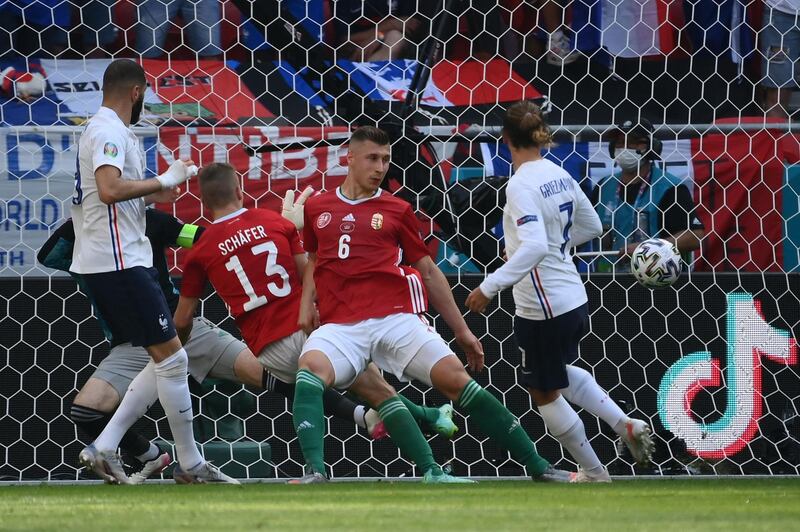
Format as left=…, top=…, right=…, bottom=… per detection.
left=177, top=224, right=200, bottom=248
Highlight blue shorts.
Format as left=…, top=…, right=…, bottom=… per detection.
left=761, top=7, right=800, bottom=89
left=82, top=266, right=177, bottom=348
left=514, top=304, right=589, bottom=392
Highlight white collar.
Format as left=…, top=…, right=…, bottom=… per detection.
left=213, top=208, right=247, bottom=223
left=336, top=187, right=382, bottom=205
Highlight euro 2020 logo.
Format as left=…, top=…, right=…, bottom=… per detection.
left=657, top=292, right=798, bottom=458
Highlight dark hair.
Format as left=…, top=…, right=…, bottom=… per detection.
left=102, top=59, right=146, bottom=94
left=350, top=126, right=390, bottom=146
left=198, top=163, right=239, bottom=208
left=503, top=101, right=552, bottom=149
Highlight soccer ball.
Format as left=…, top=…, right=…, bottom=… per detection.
left=630, top=238, right=682, bottom=288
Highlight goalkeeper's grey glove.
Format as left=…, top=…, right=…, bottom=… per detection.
left=281, top=186, right=314, bottom=230
left=156, top=160, right=198, bottom=189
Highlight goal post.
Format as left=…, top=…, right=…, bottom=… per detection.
left=1, top=0, right=799, bottom=481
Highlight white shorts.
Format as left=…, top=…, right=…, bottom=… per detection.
left=257, top=329, right=308, bottom=383
left=301, top=313, right=452, bottom=388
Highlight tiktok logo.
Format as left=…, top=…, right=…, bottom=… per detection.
left=657, top=293, right=797, bottom=458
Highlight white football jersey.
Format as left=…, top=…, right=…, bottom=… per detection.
left=70, top=106, right=152, bottom=274
left=480, top=159, right=602, bottom=320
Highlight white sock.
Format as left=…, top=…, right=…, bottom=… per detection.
left=93, top=361, right=158, bottom=452
left=136, top=442, right=161, bottom=463
left=539, top=395, right=604, bottom=473
left=353, top=405, right=367, bottom=429
left=154, top=349, right=204, bottom=470
left=562, top=365, right=628, bottom=436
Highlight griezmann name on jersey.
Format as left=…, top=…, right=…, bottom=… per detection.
left=181, top=208, right=304, bottom=355
left=303, top=188, right=431, bottom=325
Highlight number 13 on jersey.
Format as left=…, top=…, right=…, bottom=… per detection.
left=225, top=241, right=291, bottom=311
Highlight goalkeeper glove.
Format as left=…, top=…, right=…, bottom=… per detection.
left=281, top=186, right=314, bottom=230
left=156, top=160, right=198, bottom=189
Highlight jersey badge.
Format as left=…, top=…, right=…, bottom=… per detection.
left=317, top=212, right=332, bottom=228
left=340, top=221, right=355, bottom=233
left=103, top=142, right=119, bottom=157
left=516, top=214, right=538, bottom=226
left=371, top=213, right=383, bottom=230
left=158, top=314, right=169, bottom=332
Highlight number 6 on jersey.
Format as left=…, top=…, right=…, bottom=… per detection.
left=338, top=234, right=351, bottom=259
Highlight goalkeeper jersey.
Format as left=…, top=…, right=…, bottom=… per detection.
left=479, top=158, right=602, bottom=321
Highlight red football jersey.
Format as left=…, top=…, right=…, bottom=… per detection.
left=303, top=188, right=431, bottom=324
left=181, top=208, right=304, bottom=354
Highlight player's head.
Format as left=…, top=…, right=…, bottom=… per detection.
left=102, top=59, right=147, bottom=125
left=198, top=162, right=243, bottom=214
left=346, top=126, right=391, bottom=193
left=502, top=101, right=552, bottom=151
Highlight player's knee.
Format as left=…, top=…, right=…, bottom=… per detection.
left=429, top=356, right=472, bottom=400
left=297, top=350, right=335, bottom=387
left=529, top=388, right=560, bottom=406
left=73, top=378, right=120, bottom=413
left=232, top=348, right=263, bottom=388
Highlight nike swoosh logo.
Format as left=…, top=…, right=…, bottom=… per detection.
left=179, top=407, right=191, bottom=414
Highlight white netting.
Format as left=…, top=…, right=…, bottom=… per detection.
left=1, top=0, right=799, bottom=481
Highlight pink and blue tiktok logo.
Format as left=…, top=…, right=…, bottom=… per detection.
left=658, top=293, right=798, bottom=458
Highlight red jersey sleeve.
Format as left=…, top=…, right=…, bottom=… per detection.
left=180, top=248, right=208, bottom=298
left=398, top=204, right=430, bottom=265
left=303, top=202, right=318, bottom=253
left=284, top=218, right=305, bottom=255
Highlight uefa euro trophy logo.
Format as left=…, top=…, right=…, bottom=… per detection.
left=658, top=292, right=798, bottom=458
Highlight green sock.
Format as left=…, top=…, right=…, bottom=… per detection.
left=378, top=396, right=442, bottom=476
left=397, top=394, right=440, bottom=426
left=293, top=369, right=327, bottom=475
left=457, top=380, right=550, bottom=477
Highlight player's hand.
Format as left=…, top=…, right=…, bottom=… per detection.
left=156, top=159, right=198, bottom=189
left=465, top=287, right=492, bottom=314
left=298, top=302, right=320, bottom=334
left=281, top=186, right=314, bottom=230
left=455, top=329, right=484, bottom=373
left=147, top=185, right=181, bottom=204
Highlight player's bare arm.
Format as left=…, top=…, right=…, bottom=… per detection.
left=173, top=295, right=200, bottom=345
left=413, top=255, right=485, bottom=372
left=298, top=252, right=319, bottom=333
left=145, top=185, right=181, bottom=205
left=95, top=159, right=196, bottom=205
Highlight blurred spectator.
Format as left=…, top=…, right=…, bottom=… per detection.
left=591, top=118, right=704, bottom=271
left=459, top=0, right=507, bottom=61
left=136, top=0, right=222, bottom=58
left=761, top=0, right=800, bottom=118
left=0, top=0, right=69, bottom=58
left=512, top=0, right=583, bottom=64
left=1, top=64, right=47, bottom=100
left=79, top=0, right=119, bottom=54
left=332, top=0, right=430, bottom=61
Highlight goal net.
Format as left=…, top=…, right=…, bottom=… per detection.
left=1, top=0, right=798, bottom=481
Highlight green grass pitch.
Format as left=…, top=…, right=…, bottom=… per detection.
left=1, top=479, right=798, bottom=531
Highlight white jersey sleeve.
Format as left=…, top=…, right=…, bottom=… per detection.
left=479, top=179, right=547, bottom=298
left=90, top=128, right=127, bottom=174
left=568, top=183, right=602, bottom=247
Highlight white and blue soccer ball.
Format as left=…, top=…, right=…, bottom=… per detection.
left=630, top=238, right=682, bottom=289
